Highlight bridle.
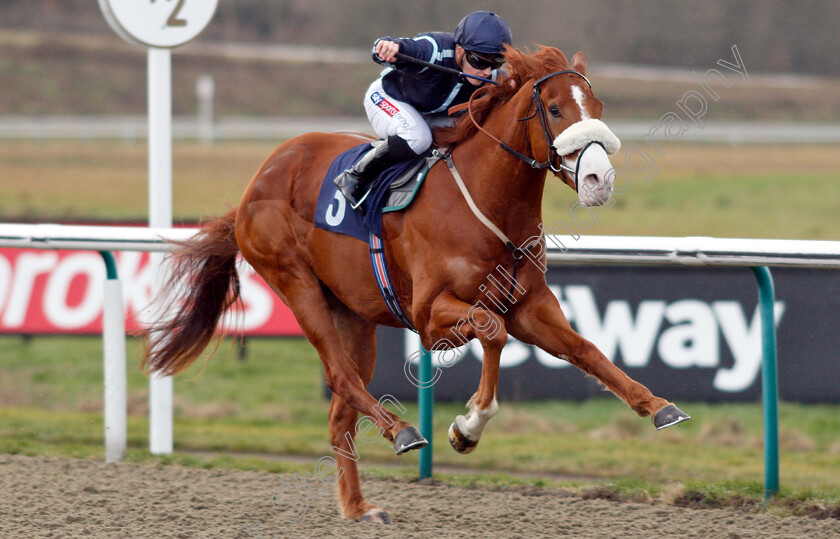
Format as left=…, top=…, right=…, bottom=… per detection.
left=467, top=69, right=593, bottom=191
left=448, top=68, right=595, bottom=307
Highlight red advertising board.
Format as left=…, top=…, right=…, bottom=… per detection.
left=0, top=247, right=303, bottom=336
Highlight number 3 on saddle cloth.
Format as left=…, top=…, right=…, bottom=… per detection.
left=315, top=142, right=441, bottom=331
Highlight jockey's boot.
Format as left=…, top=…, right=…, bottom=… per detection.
left=334, top=136, right=416, bottom=211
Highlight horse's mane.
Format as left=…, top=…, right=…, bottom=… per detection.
left=433, top=46, right=572, bottom=148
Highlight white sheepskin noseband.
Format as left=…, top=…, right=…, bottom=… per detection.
left=552, top=119, right=621, bottom=156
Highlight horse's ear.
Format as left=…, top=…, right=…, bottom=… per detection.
left=571, top=51, right=587, bottom=75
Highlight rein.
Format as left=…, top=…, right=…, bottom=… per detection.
left=466, top=69, right=592, bottom=191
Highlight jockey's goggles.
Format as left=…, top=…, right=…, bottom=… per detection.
left=464, top=50, right=505, bottom=70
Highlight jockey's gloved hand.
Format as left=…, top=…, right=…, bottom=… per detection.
left=374, top=40, right=400, bottom=63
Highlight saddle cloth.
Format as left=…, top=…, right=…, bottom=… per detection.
left=314, top=143, right=439, bottom=241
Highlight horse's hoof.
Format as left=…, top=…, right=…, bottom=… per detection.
left=448, top=421, right=479, bottom=454
left=394, top=426, right=428, bottom=455
left=360, top=508, right=392, bottom=524
left=653, top=403, right=691, bottom=430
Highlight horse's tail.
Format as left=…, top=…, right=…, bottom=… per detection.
left=142, top=210, right=241, bottom=376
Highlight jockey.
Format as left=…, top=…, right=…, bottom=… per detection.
left=334, top=11, right=512, bottom=210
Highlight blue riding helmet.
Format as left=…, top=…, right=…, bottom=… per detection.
left=453, top=11, right=512, bottom=55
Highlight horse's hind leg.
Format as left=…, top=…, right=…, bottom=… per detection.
left=249, top=259, right=424, bottom=521
left=325, top=293, right=392, bottom=522
left=248, top=242, right=414, bottom=438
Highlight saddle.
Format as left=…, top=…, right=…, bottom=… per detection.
left=314, top=144, right=442, bottom=241
left=381, top=152, right=440, bottom=212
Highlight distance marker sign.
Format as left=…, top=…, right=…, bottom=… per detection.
left=99, top=0, right=219, bottom=48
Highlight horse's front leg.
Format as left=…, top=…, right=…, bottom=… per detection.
left=508, top=287, right=690, bottom=429
left=422, top=293, right=507, bottom=453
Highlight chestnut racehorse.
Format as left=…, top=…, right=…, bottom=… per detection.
left=143, top=47, right=689, bottom=523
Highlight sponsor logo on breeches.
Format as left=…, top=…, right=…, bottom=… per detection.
left=371, top=92, right=410, bottom=129
left=371, top=92, right=399, bottom=116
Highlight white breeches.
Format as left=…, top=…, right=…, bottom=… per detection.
left=363, top=79, right=452, bottom=155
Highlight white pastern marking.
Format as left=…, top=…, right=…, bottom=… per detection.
left=455, top=397, right=499, bottom=441
left=571, top=85, right=590, bottom=120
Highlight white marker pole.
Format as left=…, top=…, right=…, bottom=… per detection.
left=99, top=0, right=220, bottom=458
left=103, top=275, right=127, bottom=463
left=148, top=47, right=174, bottom=455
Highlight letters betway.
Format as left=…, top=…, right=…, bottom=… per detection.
left=405, top=283, right=784, bottom=393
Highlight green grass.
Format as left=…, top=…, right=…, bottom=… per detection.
left=540, top=142, right=840, bottom=240
left=2, top=139, right=840, bottom=516
left=544, top=172, right=840, bottom=239
left=2, top=140, right=839, bottom=240
left=1, top=335, right=839, bottom=516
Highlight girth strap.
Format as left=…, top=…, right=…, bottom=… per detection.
left=369, top=232, right=417, bottom=332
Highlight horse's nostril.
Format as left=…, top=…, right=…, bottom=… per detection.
left=583, top=174, right=600, bottom=188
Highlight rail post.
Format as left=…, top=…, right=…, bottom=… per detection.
left=418, top=345, right=433, bottom=480
left=752, top=266, right=780, bottom=499
left=99, top=251, right=126, bottom=463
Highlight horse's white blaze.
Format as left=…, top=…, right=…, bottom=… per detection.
left=455, top=396, right=499, bottom=441
left=551, top=119, right=621, bottom=207
left=571, top=85, right=590, bottom=120
left=575, top=142, right=615, bottom=207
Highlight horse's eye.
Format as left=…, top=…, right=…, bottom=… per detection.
left=549, top=105, right=562, bottom=118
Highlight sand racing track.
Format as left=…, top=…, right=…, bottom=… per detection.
left=2, top=454, right=839, bottom=538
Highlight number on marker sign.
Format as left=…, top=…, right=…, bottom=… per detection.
left=167, top=0, right=187, bottom=27
left=100, top=0, right=218, bottom=48
left=150, top=0, right=187, bottom=27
